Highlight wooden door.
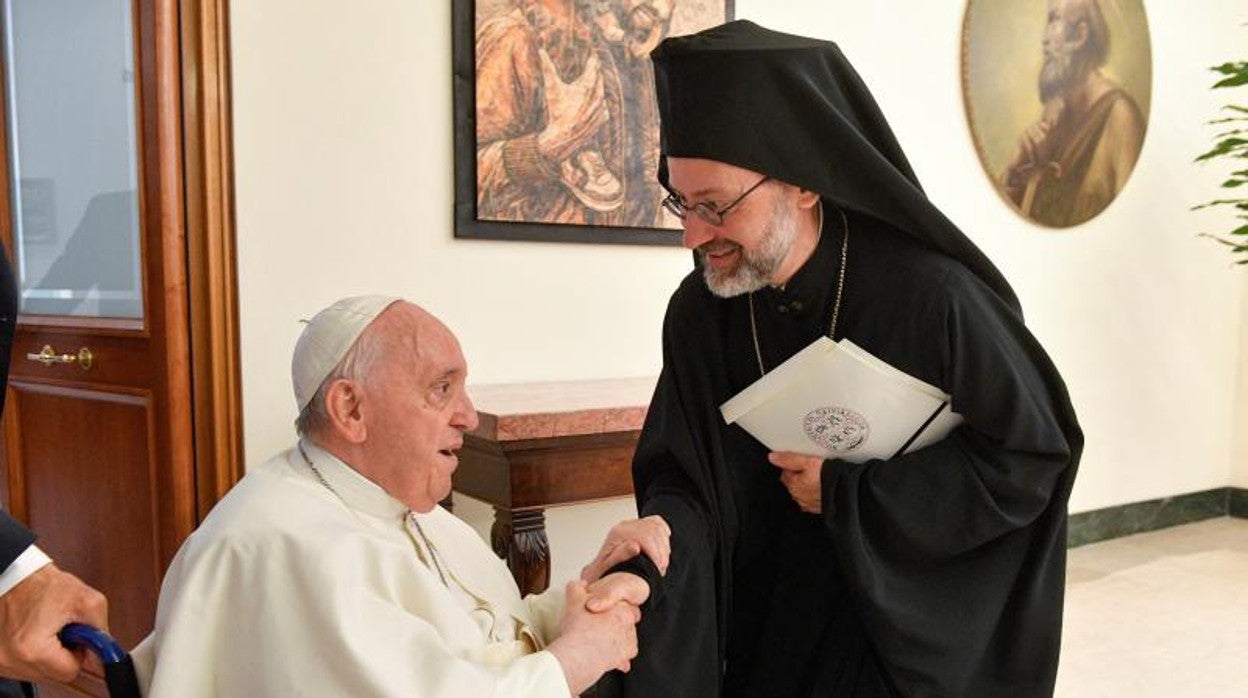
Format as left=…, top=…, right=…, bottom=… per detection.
left=0, top=0, right=240, bottom=695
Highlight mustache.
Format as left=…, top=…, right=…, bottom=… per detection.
left=697, top=240, right=742, bottom=257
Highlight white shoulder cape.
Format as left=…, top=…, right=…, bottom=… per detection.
left=132, top=445, right=569, bottom=697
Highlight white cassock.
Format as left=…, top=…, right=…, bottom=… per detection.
left=132, top=441, right=570, bottom=697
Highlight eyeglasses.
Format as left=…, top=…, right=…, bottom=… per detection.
left=661, top=176, right=770, bottom=227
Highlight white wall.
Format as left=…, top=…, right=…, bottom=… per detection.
left=1235, top=280, right=1248, bottom=488
left=230, top=1, right=1248, bottom=575
left=230, top=1, right=688, bottom=464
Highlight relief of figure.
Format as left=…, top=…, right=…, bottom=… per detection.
left=475, top=0, right=675, bottom=229
left=999, top=0, right=1146, bottom=227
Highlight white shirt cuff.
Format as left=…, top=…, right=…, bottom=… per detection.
left=0, top=545, right=53, bottom=596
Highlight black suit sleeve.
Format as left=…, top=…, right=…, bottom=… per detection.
left=0, top=511, right=36, bottom=573
left=1, top=243, right=16, bottom=415
left=1, top=243, right=32, bottom=572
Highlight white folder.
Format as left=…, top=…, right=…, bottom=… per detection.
left=720, top=337, right=963, bottom=462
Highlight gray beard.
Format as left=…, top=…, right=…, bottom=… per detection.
left=1039, top=44, right=1086, bottom=103
left=700, top=195, right=798, bottom=298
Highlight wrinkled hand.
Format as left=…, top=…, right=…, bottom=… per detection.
left=548, top=580, right=640, bottom=695
left=536, top=51, right=609, bottom=164
left=581, top=515, right=670, bottom=583
left=585, top=572, right=650, bottom=613
left=770, top=452, right=826, bottom=514
left=0, top=564, right=108, bottom=683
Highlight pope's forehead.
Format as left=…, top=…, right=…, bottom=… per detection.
left=377, top=302, right=439, bottom=336
left=374, top=304, right=462, bottom=359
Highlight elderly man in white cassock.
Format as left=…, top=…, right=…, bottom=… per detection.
left=133, top=296, right=667, bottom=696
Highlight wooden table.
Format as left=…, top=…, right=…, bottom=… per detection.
left=452, top=378, right=655, bottom=595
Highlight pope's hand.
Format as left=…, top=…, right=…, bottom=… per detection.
left=585, top=571, right=651, bottom=613
left=548, top=580, right=640, bottom=695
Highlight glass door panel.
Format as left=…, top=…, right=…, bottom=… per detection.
left=3, top=0, right=143, bottom=319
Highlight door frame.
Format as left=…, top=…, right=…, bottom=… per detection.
left=181, top=0, right=243, bottom=517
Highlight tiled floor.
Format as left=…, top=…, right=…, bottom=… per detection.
left=1056, top=517, right=1248, bottom=697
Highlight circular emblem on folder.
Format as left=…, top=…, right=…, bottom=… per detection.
left=803, top=407, right=869, bottom=453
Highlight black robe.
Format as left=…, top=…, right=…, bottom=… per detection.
left=601, top=20, right=1082, bottom=698
left=602, top=210, right=1080, bottom=697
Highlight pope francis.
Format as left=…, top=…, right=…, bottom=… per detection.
left=133, top=296, right=666, bottom=696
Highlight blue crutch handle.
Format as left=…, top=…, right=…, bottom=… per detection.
left=57, top=623, right=127, bottom=664
left=58, top=623, right=141, bottom=698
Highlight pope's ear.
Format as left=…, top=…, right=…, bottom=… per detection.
left=325, top=379, right=367, bottom=443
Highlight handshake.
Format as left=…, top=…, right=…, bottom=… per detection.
left=546, top=515, right=671, bottom=695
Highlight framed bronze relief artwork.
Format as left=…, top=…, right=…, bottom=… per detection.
left=962, top=0, right=1151, bottom=228
left=453, top=0, right=733, bottom=245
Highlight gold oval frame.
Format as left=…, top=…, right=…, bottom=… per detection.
left=961, top=0, right=1152, bottom=229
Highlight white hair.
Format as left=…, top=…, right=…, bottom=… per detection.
left=293, top=322, right=387, bottom=438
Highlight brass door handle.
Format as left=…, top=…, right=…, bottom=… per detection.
left=26, top=345, right=94, bottom=371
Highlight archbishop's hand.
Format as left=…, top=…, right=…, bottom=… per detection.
left=580, top=515, right=671, bottom=583
left=770, top=452, right=826, bottom=514
left=0, top=564, right=108, bottom=683
left=548, top=580, right=641, bottom=695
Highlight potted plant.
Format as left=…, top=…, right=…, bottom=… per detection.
left=1194, top=59, right=1248, bottom=265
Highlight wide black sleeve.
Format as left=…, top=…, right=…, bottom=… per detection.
left=600, top=285, right=731, bottom=697
left=820, top=267, right=1079, bottom=696
left=605, top=460, right=709, bottom=613
left=824, top=267, right=1072, bottom=557
left=599, top=367, right=723, bottom=698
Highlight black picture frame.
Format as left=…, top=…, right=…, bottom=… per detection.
left=452, top=1, right=734, bottom=246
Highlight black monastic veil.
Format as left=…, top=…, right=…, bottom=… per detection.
left=600, top=21, right=1082, bottom=698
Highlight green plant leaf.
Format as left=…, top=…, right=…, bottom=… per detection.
left=1211, top=61, right=1248, bottom=74
left=1191, top=198, right=1248, bottom=211
left=1196, top=137, right=1248, bottom=161
left=1211, top=61, right=1248, bottom=88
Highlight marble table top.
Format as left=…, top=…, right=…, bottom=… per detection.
left=466, top=377, right=657, bottom=442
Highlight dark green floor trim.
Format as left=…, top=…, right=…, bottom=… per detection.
left=1067, top=487, right=1246, bottom=548
left=1230, top=487, right=1248, bottom=519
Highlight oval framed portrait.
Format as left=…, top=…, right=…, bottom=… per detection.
left=962, top=0, right=1152, bottom=228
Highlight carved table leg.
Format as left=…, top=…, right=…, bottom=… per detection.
left=490, top=507, right=550, bottom=595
